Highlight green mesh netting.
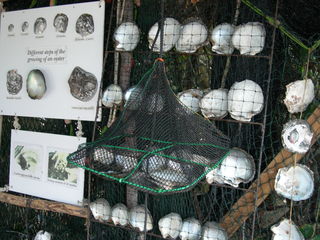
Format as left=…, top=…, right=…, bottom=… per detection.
left=68, top=60, right=231, bottom=194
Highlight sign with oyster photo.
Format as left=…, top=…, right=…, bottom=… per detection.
left=9, top=130, right=86, bottom=205
left=0, top=1, right=105, bottom=121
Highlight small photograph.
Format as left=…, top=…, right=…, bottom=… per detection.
left=14, top=144, right=42, bottom=178
left=7, top=69, right=23, bottom=95
left=21, top=21, right=29, bottom=33
left=8, top=24, right=14, bottom=32
left=34, top=17, right=47, bottom=34
left=54, top=13, right=68, bottom=33
left=47, top=150, right=79, bottom=184
left=76, top=13, right=94, bottom=37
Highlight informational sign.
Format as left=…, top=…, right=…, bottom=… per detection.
left=0, top=1, right=105, bottom=121
left=9, top=130, right=86, bottom=206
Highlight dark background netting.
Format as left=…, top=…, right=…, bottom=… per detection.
left=0, top=0, right=319, bottom=239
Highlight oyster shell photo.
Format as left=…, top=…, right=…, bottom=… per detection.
left=275, top=164, right=314, bottom=201
left=101, top=84, right=123, bottom=108
left=27, top=69, right=47, bottom=100
left=89, top=198, right=111, bottom=221
left=271, top=219, right=305, bottom=240
left=179, top=218, right=202, bottom=240
left=158, top=213, right=183, bottom=239
left=111, top=203, right=129, bottom=226
left=284, top=79, right=315, bottom=113
left=34, top=17, right=47, bottom=34
left=200, top=88, right=228, bottom=119
left=281, top=119, right=313, bottom=153
left=34, top=230, right=52, bottom=240
left=76, top=14, right=94, bottom=37
left=210, top=23, right=235, bottom=54
left=228, top=79, right=264, bottom=121
left=21, top=21, right=29, bottom=32
left=8, top=24, right=14, bottom=32
left=7, top=69, right=23, bottom=95
left=232, top=22, right=266, bottom=55
left=114, top=22, right=140, bottom=51
left=148, top=17, right=181, bottom=52
left=201, top=222, right=228, bottom=240
left=129, top=205, right=153, bottom=232
left=54, top=13, right=68, bottom=33
left=178, top=89, right=204, bottom=113
left=68, top=66, right=98, bottom=102
left=175, top=21, right=208, bottom=53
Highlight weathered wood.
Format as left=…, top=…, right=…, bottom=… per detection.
left=220, top=106, right=320, bottom=236
left=0, top=192, right=88, bottom=218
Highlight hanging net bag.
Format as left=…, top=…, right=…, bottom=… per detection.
left=68, top=59, right=231, bottom=194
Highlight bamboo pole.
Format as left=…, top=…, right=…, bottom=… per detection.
left=220, top=106, right=320, bottom=236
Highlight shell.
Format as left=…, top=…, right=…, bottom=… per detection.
left=124, top=85, right=143, bottom=110
left=27, top=70, right=47, bottom=100
left=179, top=218, right=202, bottom=240
left=34, top=17, right=47, bottom=34
left=206, top=148, right=255, bottom=187
left=271, top=219, right=305, bottom=240
left=142, top=154, right=167, bottom=173
left=111, top=203, right=129, bottom=226
left=129, top=205, right=153, bottom=231
left=159, top=213, right=183, bottom=239
left=146, top=93, right=164, bottom=113
left=275, top=164, right=314, bottom=201
left=210, top=23, right=235, bottom=54
left=8, top=24, right=14, bottom=32
left=149, top=169, right=188, bottom=190
left=89, top=198, right=111, bottom=221
left=284, top=79, right=315, bottom=113
left=148, top=17, right=181, bottom=52
left=34, top=230, right=52, bottom=240
left=22, top=21, right=29, bottom=32
left=228, top=79, right=264, bottom=121
left=114, top=154, right=138, bottom=172
left=178, top=89, right=203, bottom=113
left=7, top=69, right=23, bottom=95
left=114, top=22, right=140, bottom=51
left=53, top=13, right=68, bottom=33
left=231, top=22, right=266, bottom=55
left=92, top=147, right=114, bottom=165
left=68, top=66, right=98, bottom=102
left=76, top=14, right=94, bottom=37
left=200, top=88, right=228, bottom=118
left=281, top=119, right=313, bottom=153
left=201, top=222, right=228, bottom=240
left=175, top=21, right=208, bottom=53
left=101, top=84, right=123, bottom=108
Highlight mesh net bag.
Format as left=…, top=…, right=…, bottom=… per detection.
left=68, top=60, right=230, bottom=194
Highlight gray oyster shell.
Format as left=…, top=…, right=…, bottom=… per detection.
left=7, top=70, right=23, bottom=95
left=68, top=67, right=98, bottom=102
left=34, top=17, right=47, bottom=34
left=27, top=70, right=47, bottom=99
left=76, top=14, right=94, bottom=37
left=8, top=24, right=14, bottom=32
left=54, top=13, right=68, bottom=33
left=22, top=21, right=29, bottom=32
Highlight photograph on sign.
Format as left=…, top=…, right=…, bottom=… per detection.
left=9, top=130, right=86, bottom=206
left=0, top=1, right=105, bottom=121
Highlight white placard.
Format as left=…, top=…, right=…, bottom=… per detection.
left=9, top=130, right=86, bottom=206
left=0, top=1, right=105, bottom=121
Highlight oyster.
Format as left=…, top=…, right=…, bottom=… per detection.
left=22, top=21, right=29, bottom=32
left=34, top=17, right=47, bottom=34
left=114, top=153, right=138, bottom=173
left=228, top=79, right=264, bottom=121
left=200, top=88, right=228, bottom=118
left=92, top=147, right=114, bottom=165
left=232, top=22, right=266, bottom=55
left=76, top=14, right=94, bottom=37
left=27, top=70, right=47, bottom=100
left=271, top=219, right=305, bottom=240
left=175, top=21, right=208, bottom=53
left=149, top=169, right=188, bottom=190
left=129, top=205, right=153, bottom=232
left=34, top=230, right=52, bottom=240
left=124, top=85, right=143, bottom=110
left=201, top=222, right=228, bottom=240
left=101, top=84, right=123, bottom=108
left=178, top=89, right=204, bottom=113
left=148, top=17, right=181, bottom=52
left=159, top=213, right=183, bottom=239
left=89, top=198, right=111, bottom=221
left=68, top=67, right=98, bottom=102
left=114, top=22, right=140, bottom=51
left=146, top=93, right=164, bottom=113
left=281, top=119, right=313, bottom=153
left=111, top=203, right=129, bottom=226
left=275, top=164, right=314, bottom=201
left=8, top=24, right=14, bottom=32
left=206, top=148, right=255, bottom=187
left=7, top=70, right=23, bottom=95
left=284, top=79, right=315, bottom=113
left=210, top=23, right=235, bottom=54
left=54, top=13, right=68, bottom=33
left=179, top=218, right=202, bottom=240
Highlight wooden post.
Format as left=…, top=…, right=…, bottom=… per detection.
left=220, top=106, right=320, bottom=236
